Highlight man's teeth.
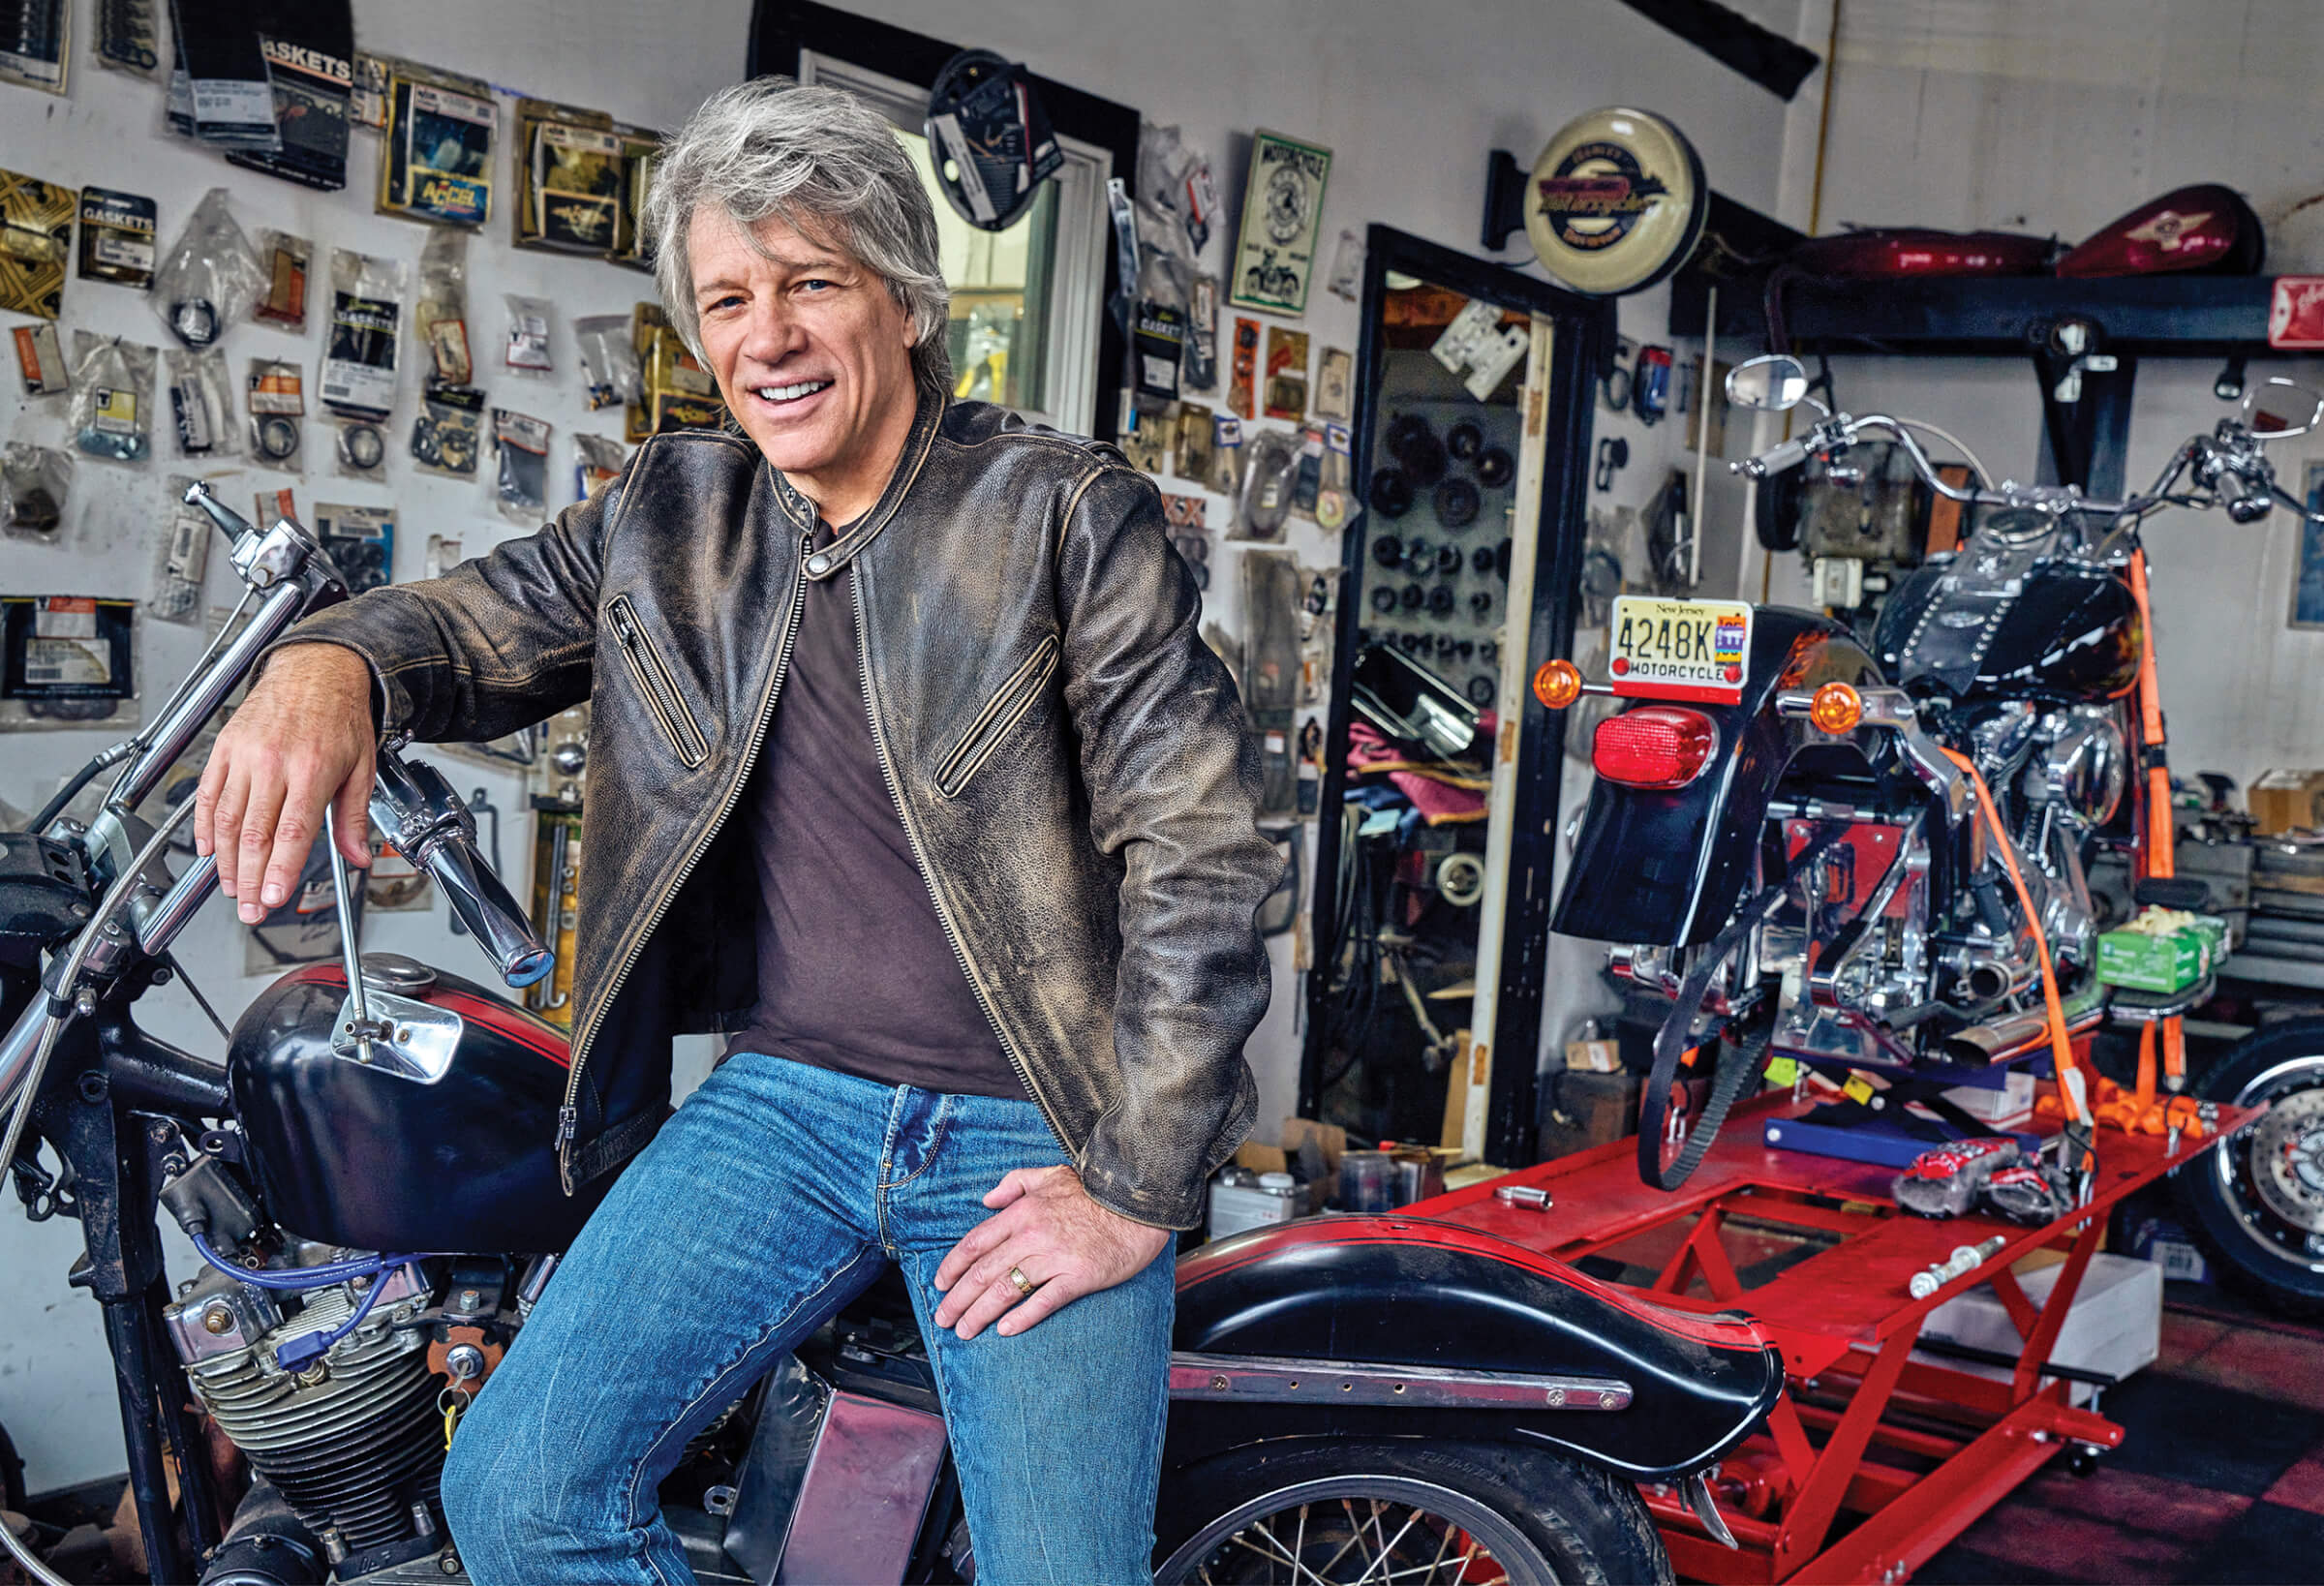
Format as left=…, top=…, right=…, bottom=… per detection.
left=755, top=381, right=832, bottom=403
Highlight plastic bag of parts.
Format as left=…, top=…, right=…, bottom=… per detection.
left=332, top=417, right=390, bottom=484
left=149, top=188, right=264, bottom=350
left=573, top=433, right=626, bottom=501
left=1236, top=428, right=1299, bottom=543
left=70, top=332, right=157, bottom=465
left=504, top=294, right=554, bottom=378
left=575, top=314, right=642, bottom=410
left=491, top=409, right=551, bottom=522
left=165, top=348, right=239, bottom=461
left=247, top=357, right=304, bottom=472
left=253, top=229, right=312, bottom=333
left=1, top=442, right=73, bottom=541
left=1135, top=123, right=1216, bottom=258
left=314, top=503, right=394, bottom=595
left=411, top=385, right=485, bottom=478
left=0, top=595, right=140, bottom=732
left=413, top=229, right=472, bottom=384
left=321, top=249, right=407, bottom=421
left=151, top=478, right=214, bottom=625
left=1208, top=412, right=1244, bottom=499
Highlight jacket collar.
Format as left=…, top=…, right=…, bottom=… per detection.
left=769, top=377, right=948, bottom=581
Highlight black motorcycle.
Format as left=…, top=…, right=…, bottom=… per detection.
left=2, top=484, right=1784, bottom=1585
left=1536, top=354, right=2320, bottom=1190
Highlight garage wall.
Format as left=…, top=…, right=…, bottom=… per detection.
left=0, top=0, right=1804, bottom=1492
left=1771, top=0, right=2324, bottom=785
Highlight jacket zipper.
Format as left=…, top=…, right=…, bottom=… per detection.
left=934, top=635, right=1060, bottom=798
left=557, top=530, right=812, bottom=1192
left=849, top=568, right=1075, bottom=1158
left=607, top=595, right=711, bottom=767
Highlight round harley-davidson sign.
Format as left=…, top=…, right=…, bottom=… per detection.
left=1524, top=107, right=1706, bottom=296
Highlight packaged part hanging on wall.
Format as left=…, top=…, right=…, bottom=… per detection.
left=411, top=384, right=484, bottom=477
left=247, top=357, right=304, bottom=470
left=332, top=417, right=389, bottom=483
left=516, top=101, right=624, bottom=254
left=2, top=443, right=73, bottom=541
left=0, top=0, right=70, bottom=93
left=0, top=595, right=138, bottom=731
left=0, top=169, right=73, bottom=319
left=96, top=0, right=159, bottom=76
left=165, top=347, right=238, bottom=460
left=504, top=294, right=555, bottom=377
left=165, top=0, right=276, bottom=149
left=225, top=22, right=355, bottom=193
left=574, top=434, right=627, bottom=501
left=1237, top=428, right=1299, bottom=543
left=491, top=409, right=552, bottom=522
left=378, top=63, right=496, bottom=228
left=576, top=314, right=643, bottom=411
left=152, top=479, right=214, bottom=625
left=320, top=248, right=406, bottom=420
left=611, top=122, right=662, bottom=269
left=151, top=188, right=265, bottom=350
left=77, top=187, right=158, bottom=288
left=13, top=322, right=68, bottom=396
left=254, top=229, right=313, bottom=331
left=70, top=333, right=157, bottom=465
left=413, top=229, right=471, bottom=383
left=314, top=502, right=394, bottom=593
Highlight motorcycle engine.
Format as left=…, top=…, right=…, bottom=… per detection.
left=163, top=1248, right=452, bottom=1574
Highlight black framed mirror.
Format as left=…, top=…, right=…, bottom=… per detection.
left=1300, top=225, right=1609, bottom=1168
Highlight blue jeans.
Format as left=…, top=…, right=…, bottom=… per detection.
left=441, top=1052, right=1174, bottom=1585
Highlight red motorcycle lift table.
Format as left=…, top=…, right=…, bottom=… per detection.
left=1404, top=1087, right=2260, bottom=1585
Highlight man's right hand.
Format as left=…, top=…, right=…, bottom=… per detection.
left=195, top=645, right=379, bottom=924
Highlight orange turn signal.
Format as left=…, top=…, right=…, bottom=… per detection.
left=1533, top=658, right=1582, bottom=711
left=1808, top=682, right=1863, bottom=735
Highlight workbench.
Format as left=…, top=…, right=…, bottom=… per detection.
left=1405, top=1087, right=2260, bottom=1584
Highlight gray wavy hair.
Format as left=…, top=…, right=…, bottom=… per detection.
left=647, top=77, right=951, bottom=389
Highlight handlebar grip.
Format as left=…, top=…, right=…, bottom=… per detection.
left=1737, top=439, right=1810, bottom=479
left=370, top=752, right=555, bottom=990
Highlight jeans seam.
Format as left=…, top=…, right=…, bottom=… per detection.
left=882, top=1093, right=957, bottom=1191
left=622, top=1246, right=879, bottom=1585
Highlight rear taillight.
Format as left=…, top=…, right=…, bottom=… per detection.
left=1592, top=707, right=1718, bottom=789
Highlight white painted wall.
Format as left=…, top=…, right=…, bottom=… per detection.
left=0, top=0, right=1804, bottom=1493
left=0, top=0, right=746, bottom=1495
left=1770, top=0, right=2324, bottom=786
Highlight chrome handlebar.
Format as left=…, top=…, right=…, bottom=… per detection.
left=370, top=751, right=553, bottom=988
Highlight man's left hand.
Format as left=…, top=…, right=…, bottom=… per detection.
left=932, top=1166, right=1171, bottom=1339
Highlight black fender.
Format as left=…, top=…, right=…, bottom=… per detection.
left=1168, top=1215, right=1784, bottom=1480
left=1552, top=608, right=1886, bottom=946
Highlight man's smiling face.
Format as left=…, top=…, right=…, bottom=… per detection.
left=688, top=206, right=921, bottom=510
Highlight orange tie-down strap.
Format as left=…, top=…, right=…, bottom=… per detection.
left=1941, top=749, right=2206, bottom=1142
left=2126, top=548, right=2188, bottom=1088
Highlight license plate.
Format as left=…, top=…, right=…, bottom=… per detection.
left=1608, top=595, right=1752, bottom=703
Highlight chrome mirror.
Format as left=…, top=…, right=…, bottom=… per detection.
left=1726, top=353, right=1810, bottom=413
left=2243, top=376, right=2324, bottom=440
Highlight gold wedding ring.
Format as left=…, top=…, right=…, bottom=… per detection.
left=1007, top=1265, right=1035, bottom=1297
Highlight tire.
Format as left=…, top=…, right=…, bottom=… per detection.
left=1155, top=1440, right=1671, bottom=1586
left=2180, top=1018, right=2324, bottom=1317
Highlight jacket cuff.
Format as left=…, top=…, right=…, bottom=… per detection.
left=257, top=634, right=408, bottom=743
left=1078, top=1159, right=1207, bottom=1232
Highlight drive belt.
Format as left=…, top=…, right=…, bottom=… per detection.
left=1638, top=823, right=1849, bottom=1191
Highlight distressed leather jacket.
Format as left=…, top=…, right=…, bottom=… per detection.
left=286, top=385, right=1276, bottom=1229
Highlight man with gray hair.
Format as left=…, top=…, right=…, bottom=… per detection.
left=193, top=76, right=1276, bottom=1583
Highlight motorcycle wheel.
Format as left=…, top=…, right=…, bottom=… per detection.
left=1154, top=1439, right=1671, bottom=1586
left=2180, top=1018, right=2324, bottom=1317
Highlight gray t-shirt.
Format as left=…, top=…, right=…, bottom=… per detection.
left=728, top=519, right=1027, bottom=1100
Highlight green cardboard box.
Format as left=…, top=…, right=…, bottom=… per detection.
left=2095, top=914, right=2228, bottom=993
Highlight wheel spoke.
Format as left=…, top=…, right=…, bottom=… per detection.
left=1355, top=1509, right=1426, bottom=1583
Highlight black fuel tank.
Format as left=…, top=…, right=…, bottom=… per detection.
left=228, top=960, right=617, bottom=1253
left=1877, top=559, right=2139, bottom=707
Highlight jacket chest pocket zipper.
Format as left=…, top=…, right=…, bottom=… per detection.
left=936, top=634, right=1060, bottom=798
left=608, top=595, right=710, bottom=768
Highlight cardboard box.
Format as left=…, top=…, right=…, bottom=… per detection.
left=1916, top=1252, right=2160, bottom=1406
left=2250, top=769, right=2324, bottom=836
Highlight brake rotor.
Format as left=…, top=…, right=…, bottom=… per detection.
left=2250, top=1086, right=2324, bottom=1233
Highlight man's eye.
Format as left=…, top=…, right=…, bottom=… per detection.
left=798, top=279, right=835, bottom=292
left=703, top=293, right=744, bottom=314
